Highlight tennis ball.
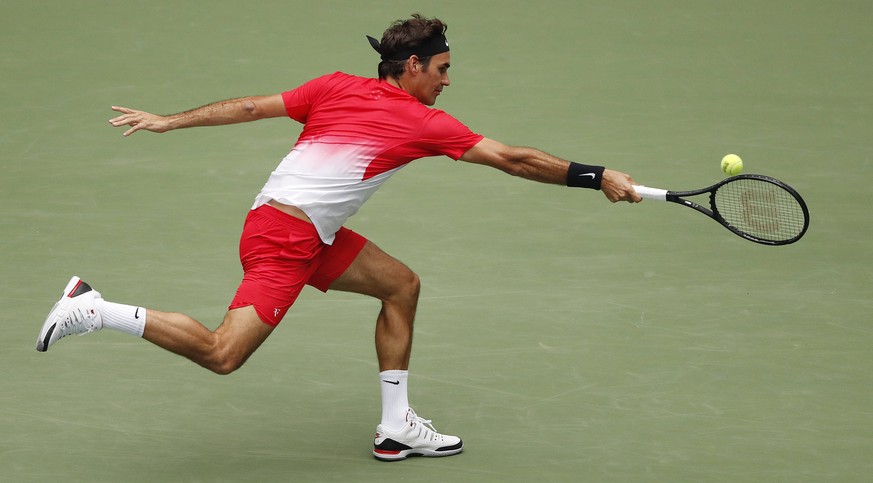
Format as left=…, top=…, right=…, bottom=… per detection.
left=721, top=154, right=743, bottom=176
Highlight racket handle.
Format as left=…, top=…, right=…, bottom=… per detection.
left=632, top=185, right=668, bottom=201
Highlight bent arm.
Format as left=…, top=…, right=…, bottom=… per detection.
left=459, top=137, right=641, bottom=203
left=109, top=94, right=287, bottom=136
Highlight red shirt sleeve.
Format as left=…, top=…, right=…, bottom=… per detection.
left=419, top=110, right=484, bottom=160
left=281, top=73, right=337, bottom=123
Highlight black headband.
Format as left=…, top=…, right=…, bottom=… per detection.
left=366, top=33, right=450, bottom=61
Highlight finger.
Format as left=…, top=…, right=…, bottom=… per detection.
left=110, top=113, right=145, bottom=127
left=623, top=185, right=642, bottom=203
left=123, top=123, right=144, bottom=136
left=619, top=176, right=642, bottom=203
left=109, top=107, right=138, bottom=124
left=109, top=112, right=137, bottom=125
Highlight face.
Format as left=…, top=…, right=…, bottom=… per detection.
left=408, top=52, right=451, bottom=106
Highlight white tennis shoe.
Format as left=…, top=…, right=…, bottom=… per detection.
left=36, top=276, right=103, bottom=352
left=373, top=408, right=463, bottom=461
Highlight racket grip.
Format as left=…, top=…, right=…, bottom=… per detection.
left=632, top=185, right=668, bottom=201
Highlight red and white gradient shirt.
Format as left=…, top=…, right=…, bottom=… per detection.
left=253, top=72, right=484, bottom=244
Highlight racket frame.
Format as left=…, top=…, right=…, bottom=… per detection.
left=634, top=174, right=810, bottom=245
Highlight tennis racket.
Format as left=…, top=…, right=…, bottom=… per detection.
left=632, top=174, right=810, bottom=245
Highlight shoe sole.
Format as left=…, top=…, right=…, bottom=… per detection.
left=36, top=276, right=88, bottom=352
left=373, top=440, right=463, bottom=461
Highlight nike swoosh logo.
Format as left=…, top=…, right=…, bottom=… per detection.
left=382, top=380, right=400, bottom=385
left=134, top=307, right=140, bottom=319
left=578, top=173, right=596, bottom=179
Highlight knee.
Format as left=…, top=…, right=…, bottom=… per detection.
left=209, top=359, right=243, bottom=376
left=204, top=341, right=249, bottom=375
left=382, top=267, right=420, bottom=306
left=397, top=269, right=421, bottom=302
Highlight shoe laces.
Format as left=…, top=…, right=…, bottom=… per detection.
left=406, top=408, right=443, bottom=441
left=60, top=306, right=100, bottom=337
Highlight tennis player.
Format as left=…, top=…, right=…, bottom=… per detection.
left=36, top=14, right=641, bottom=461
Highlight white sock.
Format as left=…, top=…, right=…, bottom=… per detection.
left=95, top=299, right=146, bottom=337
left=379, top=370, right=410, bottom=431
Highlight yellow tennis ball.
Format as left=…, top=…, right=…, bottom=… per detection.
left=721, top=154, right=743, bottom=176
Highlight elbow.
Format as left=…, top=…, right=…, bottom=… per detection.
left=495, top=147, right=533, bottom=178
left=507, top=164, right=527, bottom=178
left=470, top=141, right=535, bottom=179
left=241, top=99, right=259, bottom=118
left=501, top=159, right=530, bottom=178
left=240, top=95, right=283, bottom=121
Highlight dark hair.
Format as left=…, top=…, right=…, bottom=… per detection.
left=376, top=14, right=448, bottom=79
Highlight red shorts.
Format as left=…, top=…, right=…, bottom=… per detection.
left=228, top=204, right=367, bottom=326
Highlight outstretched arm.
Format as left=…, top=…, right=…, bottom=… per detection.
left=109, top=94, right=287, bottom=136
left=459, top=137, right=642, bottom=203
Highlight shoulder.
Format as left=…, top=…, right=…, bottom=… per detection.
left=290, top=72, right=373, bottom=92
left=285, top=72, right=372, bottom=105
left=421, top=107, right=475, bottom=133
left=317, top=71, right=377, bottom=88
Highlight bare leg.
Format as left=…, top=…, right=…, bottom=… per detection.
left=328, top=241, right=420, bottom=371
left=142, top=305, right=274, bottom=374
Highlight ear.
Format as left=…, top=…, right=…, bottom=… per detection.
left=406, top=55, right=421, bottom=75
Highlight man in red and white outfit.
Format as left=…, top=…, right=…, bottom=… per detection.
left=36, top=14, right=641, bottom=460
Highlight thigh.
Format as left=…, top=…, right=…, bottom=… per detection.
left=231, top=205, right=325, bottom=326
left=328, top=241, right=417, bottom=300
left=307, top=226, right=368, bottom=293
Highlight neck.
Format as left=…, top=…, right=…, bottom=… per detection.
left=385, top=76, right=403, bottom=90
left=384, top=76, right=415, bottom=99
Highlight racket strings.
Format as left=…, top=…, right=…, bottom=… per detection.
left=713, top=179, right=807, bottom=242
